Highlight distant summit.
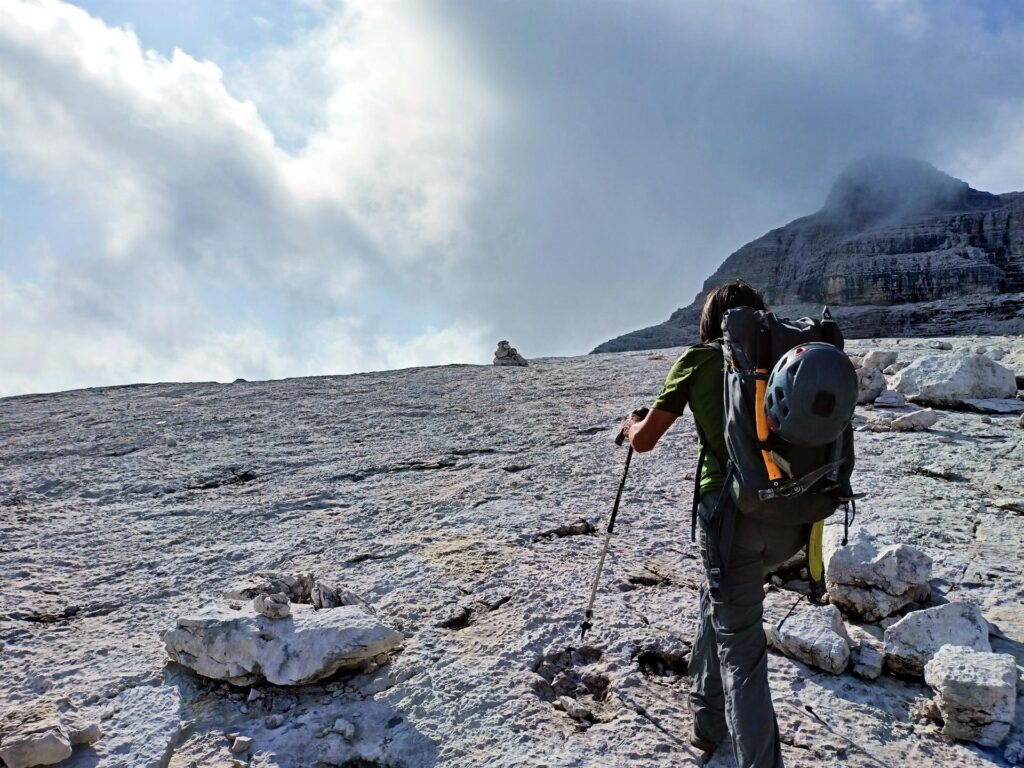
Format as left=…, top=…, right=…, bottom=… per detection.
left=822, top=156, right=997, bottom=223
left=594, top=157, right=1024, bottom=353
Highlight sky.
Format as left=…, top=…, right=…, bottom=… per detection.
left=1, top=0, right=1024, bottom=396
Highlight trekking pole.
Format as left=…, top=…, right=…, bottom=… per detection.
left=579, top=442, right=634, bottom=641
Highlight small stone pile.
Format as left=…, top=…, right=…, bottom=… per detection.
left=767, top=527, right=1022, bottom=753
left=493, top=340, right=528, bottom=367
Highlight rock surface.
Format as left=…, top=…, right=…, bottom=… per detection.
left=924, top=645, right=1018, bottom=747
left=63, top=685, right=184, bottom=768
left=884, top=602, right=992, bottom=677
left=825, top=528, right=932, bottom=622
left=857, top=366, right=887, bottom=405
left=163, top=603, right=403, bottom=685
left=892, top=354, right=1018, bottom=406
left=0, top=706, right=72, bottom=768
left=765, top=605, right=851, bottom=674
left=890, top=408, right=941, bottom=432
left=3, top=335, right=1024, bottom=766
left=873, top=390, right=906, bottom=408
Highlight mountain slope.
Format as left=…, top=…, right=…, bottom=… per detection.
left=595, top=157, right=1024, bottom=352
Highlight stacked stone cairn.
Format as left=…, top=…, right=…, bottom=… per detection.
left=493, top=340, right=529, bottom=367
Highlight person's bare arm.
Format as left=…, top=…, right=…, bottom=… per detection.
left=626, top=408, right=677, bottom=453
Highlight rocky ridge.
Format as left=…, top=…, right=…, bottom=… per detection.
left=0, top=336, right=1023, bottom=766
left=595, top=157, right=1024, bottom=352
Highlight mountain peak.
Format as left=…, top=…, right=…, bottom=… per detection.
left=823, top=155, right=993, bottom=222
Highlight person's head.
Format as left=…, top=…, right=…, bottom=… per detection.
left=699, top=280, right=767, bottom=342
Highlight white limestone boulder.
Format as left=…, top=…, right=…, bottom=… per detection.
left=924, top=644, right=1017, bottom=747
left=873, top=390, right=906, bottom=408
left=884, top=602, right=991, bottom=677
left=892, top=353, right=1017, bottom=406
left=856, top=367, right=886, bottom=405
left=863, top=349, right=898, bottom=370
left=766, top=605, right=851, bottom=674
left=163, top=603, right=403, bottom=685
left=890, top=408, right=941, bottom=432
left=825, top=528, right=932, bottom=622
left=846, top=624, right=885, bottom=680
left=0, top=706, right=72, bottom=768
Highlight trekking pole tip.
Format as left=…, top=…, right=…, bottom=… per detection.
left=579, top=611, right=593, bottom=641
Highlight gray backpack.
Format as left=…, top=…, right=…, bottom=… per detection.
left=720, top=306, right=857, bottom=526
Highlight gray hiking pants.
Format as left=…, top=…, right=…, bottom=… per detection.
left=688, top=490, right=807, bottom=768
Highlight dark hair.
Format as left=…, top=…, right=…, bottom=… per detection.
left=699, top=280, right=767, bottom=342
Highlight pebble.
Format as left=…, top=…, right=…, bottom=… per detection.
left=230, top=735, right=252, bottom=754
left=330, top=717, right=356, bottom=740
left=265, top=714, right=285, bottom=729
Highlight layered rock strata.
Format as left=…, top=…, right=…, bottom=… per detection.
left=595, top=157, right=1024, bottom=352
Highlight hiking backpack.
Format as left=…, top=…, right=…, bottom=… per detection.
left=720, top=306, right=858, bottom=527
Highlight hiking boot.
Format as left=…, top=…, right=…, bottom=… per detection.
left=689, top=730, right=719, bottom=755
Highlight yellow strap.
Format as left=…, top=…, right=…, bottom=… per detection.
left=808, top=520, right=825, bottom=585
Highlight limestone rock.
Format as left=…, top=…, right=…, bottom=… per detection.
left=863, top=350, right=898, bottom=370
left=846, top=624, right=885, bottom=680
left=928, top=340, right=954, bottom=351
left=872, top=390, right=906, bottom=408
left=0, top=705, right=72, bottom=768
left=252, top=593, right=290, bottom=622
left=330, top=718, right=356, bottom=740
left=890, top=408, right=941, bottom=432
left=884, top=602, right=991, bottom=677
left=493, top=340, right=528, bottom=367
left=254, top=592, right=291, bottom=619
left=63, top=685, right=182, bottom=768
left=230, top=735, right=252, bottom=753
left=892, top=353, right=1017, bottom=406
left=857, top=366, right=887, bottom=405
left=225, top=571, right=315, bottom=604
left=884, top=360, right=910, bottom=375
left=766, top=605, right=851, bottom=674
left=163, top=603, right=403, bottom=685
left=825, top=528, right=932, bottom=621
left=924, top=644, right=1017, bottom=747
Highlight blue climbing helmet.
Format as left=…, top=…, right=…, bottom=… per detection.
left=764, top=342, right=858, bottom=447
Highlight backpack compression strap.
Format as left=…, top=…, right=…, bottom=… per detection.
left=754, top=326, right=784, bottom=485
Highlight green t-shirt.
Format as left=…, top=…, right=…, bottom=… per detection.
left=651, top=344, right=727, bottom=497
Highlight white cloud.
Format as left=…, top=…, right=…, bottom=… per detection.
left=0, top=0, right=495, bottom=395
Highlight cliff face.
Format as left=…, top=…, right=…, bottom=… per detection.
left=595, top=157, right=1024, bottom=352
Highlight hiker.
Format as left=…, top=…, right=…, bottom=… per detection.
left=619, top=281, right=801, bottom=768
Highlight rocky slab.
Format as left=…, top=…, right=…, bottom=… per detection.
left=766, top=605, right=851, bottom=675
left=884, top=602, right=991, bottom=677
left=892, top=353, right=1017, bottom=406
left=924, top=644, right=1018, bottom=747
left=163, top=603, right=403, bottom=685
